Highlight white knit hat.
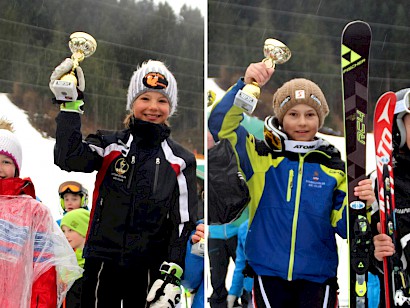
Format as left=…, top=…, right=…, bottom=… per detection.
left=0, top=128, right=22, bottom=176
left=126, top=60, right=178, bottom=116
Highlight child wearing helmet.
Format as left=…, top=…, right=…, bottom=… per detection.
left=371, top=88, right=410, bottom=306
left=208, top=62, right=375, bottom=307
left=56, top=181, right=89, bottom=226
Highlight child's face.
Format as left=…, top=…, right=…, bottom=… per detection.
left=0, top=154, right=16, bottom=179
left=61, top=225, right=86, bottom=250
left=282, top=104, right=319, bottom=141
left=63, top=193, right=82, bottom=211
left=404, top=113, right=410, bottom=149
left=132, top=91, right=170, bottom=124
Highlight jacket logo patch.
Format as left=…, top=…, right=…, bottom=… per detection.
left=115, top=158, right=129, bottom=175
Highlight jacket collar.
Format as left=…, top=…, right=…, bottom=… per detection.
left=0, top=177, right=36, bottom=198
left=129, top=118, right=170, bottom=147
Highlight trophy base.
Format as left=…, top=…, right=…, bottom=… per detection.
left=52, top=80, right=78, bottom=101
left=234, top=89, right=258, bottom=114
left=191, top=239, right=204, bottom=257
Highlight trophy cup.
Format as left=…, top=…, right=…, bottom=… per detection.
left=234, top=38, right=291, bottom=114
left=53, top=32, right=97, bottom=101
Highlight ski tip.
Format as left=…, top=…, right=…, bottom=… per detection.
left=376, top=92, right=396, bottom=106
left=374, top=92, right=397, bottom=126
left=378, top=91, right=396, bottom=99
left=342, top=20, right=371, bottom=34
left=344, top=20, right=370, bottom=27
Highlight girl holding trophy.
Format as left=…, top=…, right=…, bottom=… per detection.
left=49, top=33, right=198, bottom=308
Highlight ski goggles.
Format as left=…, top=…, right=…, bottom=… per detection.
left=58, top=181, right=83, bottom=195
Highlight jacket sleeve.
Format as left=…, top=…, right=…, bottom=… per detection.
left=208, top=78, right=259, bottom=181
left=331, top=172, right=348, bottom=239
left=54, top=111, right=103, bottom=172
left=168, top=150, right=198, bottom=268
left=182, top=230, right=204, bottom=291
left=208, top=78, right=248, bottom=145
left=31, top=267, right=57, bottom=308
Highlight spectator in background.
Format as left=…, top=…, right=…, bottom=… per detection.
left=60, top=208, right=90, bottom=307
left=227, top=218, right=254, bottom=308
left=56, top=180, right=89, bottom=226
left=0, top=118, right=82, bottom=307
left=208, top=210, right=249, bottom=307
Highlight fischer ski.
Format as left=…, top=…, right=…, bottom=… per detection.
left=341, top=20, right=372, bottom=308
left=374, top=91, right=410, bottom=307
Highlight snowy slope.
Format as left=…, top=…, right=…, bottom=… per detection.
left=0, top=93, right=97, bottom=220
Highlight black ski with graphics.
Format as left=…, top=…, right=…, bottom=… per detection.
left=341, top=20, right=372, bottom=308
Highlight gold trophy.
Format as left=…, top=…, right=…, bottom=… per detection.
left=234, top=38, right=291, bottom=114
left=53, top=32, right=97, bottom=101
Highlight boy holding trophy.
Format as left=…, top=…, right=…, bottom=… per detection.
left=208, top=52, right=375, bottom=306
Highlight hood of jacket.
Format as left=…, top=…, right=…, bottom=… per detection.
left=0, top=177, right=36, bottom=198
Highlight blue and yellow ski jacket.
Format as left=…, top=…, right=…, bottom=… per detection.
left=208, top=78, right=348, bottom=284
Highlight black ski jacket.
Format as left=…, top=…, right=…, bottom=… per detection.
left=371, top=151, right=410, bottom=265
left=54, top=112, right=197, bottom=268
left=370, top=149, right=410, bottom=306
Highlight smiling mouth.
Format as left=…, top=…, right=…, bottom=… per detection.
left=144, top=113, right=160, bottom=117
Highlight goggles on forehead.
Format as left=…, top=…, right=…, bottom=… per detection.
left=58, top=181, right=83, bottom=195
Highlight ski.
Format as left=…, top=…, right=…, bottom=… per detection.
left=374, top=91, right=410, bottom=307
left=374, top=92, right=396, bottom=307
left=341, top=20, right=372, bottom=308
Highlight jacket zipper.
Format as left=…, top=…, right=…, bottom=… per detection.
left=93, top=198, right=103, bottom=235
left=127, top=155, right=136, bottom=190
left=287, top=169, right=294, bottom=202
left=288, top=155, right=304, bottom=281
left=153, top=157, right=160, bottom=194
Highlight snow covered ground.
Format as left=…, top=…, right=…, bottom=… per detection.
left=0, top=93, right=97, bottom=220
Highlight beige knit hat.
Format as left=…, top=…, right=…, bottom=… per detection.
left=273, top=78, right=329, bottom=128
left=126, top=60, right=178, bottom=116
